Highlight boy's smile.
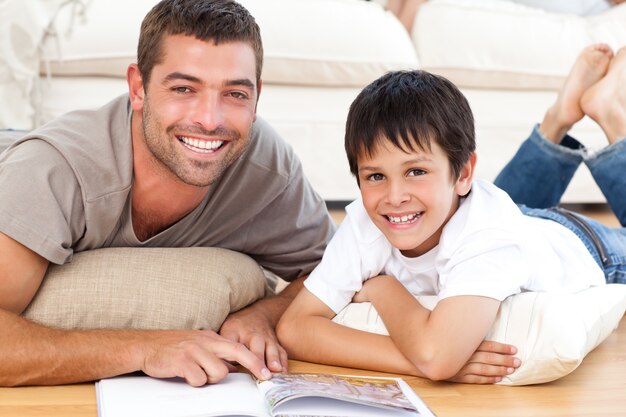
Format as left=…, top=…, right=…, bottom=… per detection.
left=357, top=139, right=474, bottom=258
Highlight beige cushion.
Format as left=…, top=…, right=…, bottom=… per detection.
left=39, top=0, right=418, bottom=88
left=332, top=284, right=626, bottom=385
left=23, top=247, right=266, bottom=331
left=414, top=0, right=626, bottom=90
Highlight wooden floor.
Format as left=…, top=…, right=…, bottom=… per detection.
left=0, top=205, right=623, bottom=417
left=0, top=316, right=624, bottom=417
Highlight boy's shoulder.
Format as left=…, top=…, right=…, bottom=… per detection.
left=443, top=179, right=526, bottom=244
left=344, top=198, right=386, bottom=245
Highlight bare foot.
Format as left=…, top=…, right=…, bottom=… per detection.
left=540, top=43, right=613, bottom=143
left=387, top=0, right=428, bottom=33
left=581, top=46, right=626, bottom=145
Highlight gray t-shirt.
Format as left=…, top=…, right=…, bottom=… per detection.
left=0, top=95, right=336, bottom=281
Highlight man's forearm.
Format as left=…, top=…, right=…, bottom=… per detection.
left=0, top=308, right=145, bottom=386
left=247, top=276, right=306, bottom=327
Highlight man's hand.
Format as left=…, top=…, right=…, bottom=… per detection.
left=447, top=340, right=521, bottom=384
left=141, top=329, right=272, bottom=387
left=219, top=276, right=305, bottom=373
left=219, top=305, right=288, bottom=373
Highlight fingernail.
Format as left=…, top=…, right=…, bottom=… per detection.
left=261, top=368, right=272, bottom=380
left=495, top=377, right=502, bottom=382
left=507, top=367, right=514, bottom=374
left=271, top=360, right=281, bottom=370
left=513, top=358, right=521, bottom=367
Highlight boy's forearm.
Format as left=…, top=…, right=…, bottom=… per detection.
left=365, top=276, right=471, bottom=379
left=278, top=311, right=425, bottom=377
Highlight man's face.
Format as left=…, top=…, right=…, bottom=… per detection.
left=138, top=34, right=259, bottom=187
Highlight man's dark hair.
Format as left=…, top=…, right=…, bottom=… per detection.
left=137, top=0, right=263, bottom=88
left=345, top=70, right=475, bottom=183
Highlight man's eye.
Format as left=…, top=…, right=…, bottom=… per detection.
left=229, top=91, right=248, bottom=100
left=173, top=86, right=191, bottom=94
left=368, top=173, right=384, bottom=181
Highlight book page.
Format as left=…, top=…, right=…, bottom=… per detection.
left=257, top=374, right=434, bottom=417
left=97, top=373, right=269, bottom=417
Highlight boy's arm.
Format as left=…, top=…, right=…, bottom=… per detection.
left=277, top=287, right=424, bottom=376
left=360, top=275, right=503, bottom=381
left=277, top=286, right=518, bottom=383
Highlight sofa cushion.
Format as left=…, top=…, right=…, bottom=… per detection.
left=0, top=0, right=68, bottom=130
left=242, top=0, right=418, bottom=86
left=332, top=284, right=626, bottom=385
left=22, top=247, right=267, bottom=331
left=40, top=0, right=418, bottom=88
left=414, top=0, right=626, bottom=90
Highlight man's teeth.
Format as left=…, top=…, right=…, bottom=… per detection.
left=179, top=136, right=224, bottom=153
left=387, top=213, right=420, bottom=224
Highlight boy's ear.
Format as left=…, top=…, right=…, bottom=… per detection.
left=455, top=152, right=477, bottom=196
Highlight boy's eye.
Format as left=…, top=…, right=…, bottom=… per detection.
left=408, top=169, right=426, bottom=177
left=367, top=173, right=385, bottom=181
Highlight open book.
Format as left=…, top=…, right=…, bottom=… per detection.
left=96, top=372, right=436, bottom=417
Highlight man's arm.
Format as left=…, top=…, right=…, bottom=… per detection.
left=277, top=286, right=520, bottom=383
left=219, top=276, right=306, bottom=373
left=0, top=232, right=271, bottom=386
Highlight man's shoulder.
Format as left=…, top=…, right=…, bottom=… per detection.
left=244, top=116, right=299, bottom=178
left=15, top=95, right=133, bottom=200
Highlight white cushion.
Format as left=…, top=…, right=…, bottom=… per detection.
left=0, top=0, right=67, bottom=129
left=332, top=284, right=626, bottom=385
left=414, top=0, right=626, bottom=90
left=40, top=0, right=418, bottom=87
left=242, top=0, right=418, bottom=86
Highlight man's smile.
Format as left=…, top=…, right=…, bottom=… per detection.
left=178, top=136, right=226, bottom=154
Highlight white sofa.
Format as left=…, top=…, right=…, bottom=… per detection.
left=3, top=0, right=626, bottom=203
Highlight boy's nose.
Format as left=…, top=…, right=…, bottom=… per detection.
left=386, top=181, right=410, bottom=206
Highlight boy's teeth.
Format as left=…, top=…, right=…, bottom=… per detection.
left=387, top=213, right=419, bottom=224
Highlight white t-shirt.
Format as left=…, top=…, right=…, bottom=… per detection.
left=304, top=180, right=606, bottom=313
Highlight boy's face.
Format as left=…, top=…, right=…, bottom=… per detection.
left=357, top=138, right=474, bottom=258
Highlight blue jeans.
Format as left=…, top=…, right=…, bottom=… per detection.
left=494, top=125, right=626, bottom=284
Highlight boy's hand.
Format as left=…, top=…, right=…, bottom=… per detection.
left=447, top=340, right=521, bottom=384
left=352, top=278, right=376, bottom=303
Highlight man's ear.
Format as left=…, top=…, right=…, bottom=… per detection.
left=455, top=152, right=477, bottom=196
left=127, top=64, right=145, bottom=112
left=253, top=79, right=263, bottom=122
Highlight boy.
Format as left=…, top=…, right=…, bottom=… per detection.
left=277, top=44, right=626, bottom=383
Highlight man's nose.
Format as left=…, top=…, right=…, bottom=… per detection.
left=191, top=93, right=224, bottom=131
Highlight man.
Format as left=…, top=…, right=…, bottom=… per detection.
left=0, top=0, right=335, bottom=386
